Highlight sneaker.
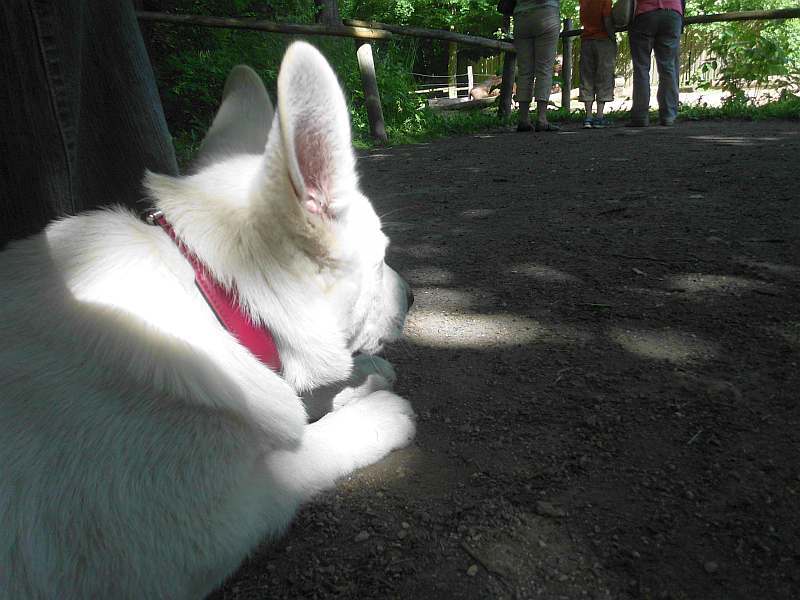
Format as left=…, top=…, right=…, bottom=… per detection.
left=660, top=118, right=675, bottom=127
left=582, top=117, right=593, bottom=129
left=592, top=116, right=611, bottom=128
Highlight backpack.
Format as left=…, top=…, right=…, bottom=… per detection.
left=611, top=0, right=636, bottom=30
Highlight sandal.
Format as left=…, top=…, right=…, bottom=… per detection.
left=535, top=121, right=561, bottom=132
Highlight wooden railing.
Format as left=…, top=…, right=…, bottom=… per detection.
left=137, top=8, right=800, bottom=139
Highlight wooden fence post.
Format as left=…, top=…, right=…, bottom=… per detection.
left=561, top=18, right=572, bottom=113
left=356, top=42, right=388, bottom=144
left=498, top=15, right=515, bottom=119
left=447, top=32, right=458, bottom=99
left=467, top=65, right=474, bottom=97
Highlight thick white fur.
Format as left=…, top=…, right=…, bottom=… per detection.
left=0, top=42, right=415, bottom=599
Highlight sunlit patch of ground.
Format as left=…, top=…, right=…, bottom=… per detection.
left=609, top=326, right=717, bottom=364
left=406, top=310, right=593, bottom=349
left=664, top=272, right=776, bottom=295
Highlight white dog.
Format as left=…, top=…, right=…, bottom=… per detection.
left=0, top=42, right=415, bottom=599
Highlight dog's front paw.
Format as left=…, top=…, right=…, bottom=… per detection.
left=352, top=354, right=397, bottom=388
left=331, top=355, right=396, bottom=410
left=341, top=391, right=416, bottom=465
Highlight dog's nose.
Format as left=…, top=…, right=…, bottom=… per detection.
left=405, top=286, right=414, bottom=309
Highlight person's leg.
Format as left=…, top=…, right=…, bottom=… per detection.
left=513, top=12, right=536, bottom=129
left=594, top=38, right=616, bottom=123
left=653, top=10, right=682, bottom=125
left=0, top=1, right=177, bottom=246
left=628, top=11, right=658, bottom=125
left=532, top=8, right=561, bottom=127
left=579, top=39, right=597, bottom=126
left=579, top=39, right=594, bottom=121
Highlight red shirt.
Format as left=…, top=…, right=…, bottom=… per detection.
left=635, top=0, right=684, bottom=16
left=580, top=0, right=612, bottom=40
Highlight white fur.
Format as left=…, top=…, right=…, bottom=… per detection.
left=0, top=42, right=415, bottom=599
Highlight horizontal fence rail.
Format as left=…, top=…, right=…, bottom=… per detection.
left=563, top=7, right=800, bottom=36
left=135, top=12, right=515, bottom=52
left=137, top=8, right=800, bottom=53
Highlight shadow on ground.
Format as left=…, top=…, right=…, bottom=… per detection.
left=210, top=120, right=800, bottom=600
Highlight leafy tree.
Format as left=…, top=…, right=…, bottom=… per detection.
left=684, top=0, right=800, bottom=92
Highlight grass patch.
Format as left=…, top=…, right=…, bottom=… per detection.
left=677, top=90, right=800, bottom=121
left=354, top=109, right=510, bottom=148
left=173, top=91, right=800, bottom=165
left=354, top=90, right=799, bottom=149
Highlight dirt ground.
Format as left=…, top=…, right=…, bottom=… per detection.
left=210, top=119, right=800, bottom=600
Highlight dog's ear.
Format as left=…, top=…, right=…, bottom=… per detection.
left=194, top=65, right=274, bottom=169
left=276, top=42, right=356, bottom=217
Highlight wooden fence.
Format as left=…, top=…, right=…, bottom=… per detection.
left=137, top=7, right=800, bottom=140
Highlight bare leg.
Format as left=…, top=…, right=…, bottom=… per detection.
left=536, top=100, right=550, bottom=125
left=518, top=101, right=532, bottom=127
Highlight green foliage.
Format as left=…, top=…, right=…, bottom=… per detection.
left=344, top=0, right=503, bottom=36
left=683, top=0, right=800, bottom=93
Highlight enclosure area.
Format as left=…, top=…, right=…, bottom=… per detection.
left=208, top=119, right=799, bottom=599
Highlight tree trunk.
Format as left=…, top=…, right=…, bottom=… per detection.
left=314, top=0, right=340, bottom=26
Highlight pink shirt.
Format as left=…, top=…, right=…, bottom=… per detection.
left=635, top=0, right=683, bottom=16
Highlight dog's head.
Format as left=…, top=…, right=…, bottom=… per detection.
left=145, top=42, right=411, bottom=392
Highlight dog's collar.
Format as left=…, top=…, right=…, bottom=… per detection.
left=145, top=209, right=282, bottom=372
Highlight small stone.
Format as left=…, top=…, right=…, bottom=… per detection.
left=401, top=521, right=410, bottom=529
left=466, top=564, right=479, bottom=577
left=397, top=529, right=408, bottom=540
left=536, top=500, right=566, bottom=518
left=704, top=561, right=719, bottom=574
left=354, top=531, right=370, bottom=543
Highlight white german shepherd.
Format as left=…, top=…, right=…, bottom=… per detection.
left=0, top=42, right=415, bottom=599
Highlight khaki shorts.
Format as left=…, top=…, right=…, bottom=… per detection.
left=579, top=37, right=617, bottom=103
left=513, top=7, right=562, bottom=103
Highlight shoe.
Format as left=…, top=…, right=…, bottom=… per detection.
left=535, top=121, right=561, bottom=132
left=660, top=119, right=675, bottom=127
left=517, top=122, right=534, bottom=132
left=592, top=116, right=611, bottom=128
left=582, top=118, right=593, bottom=129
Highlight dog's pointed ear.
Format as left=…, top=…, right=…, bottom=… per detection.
left=194, top=65, right=274, bottom=169
left=276, top=42, right=356, bottom=217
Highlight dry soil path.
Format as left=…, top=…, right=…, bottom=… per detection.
left=211, top=119, right=800, bottom=600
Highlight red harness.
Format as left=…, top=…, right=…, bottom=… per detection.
left=146, top=210, right=282, bottom=372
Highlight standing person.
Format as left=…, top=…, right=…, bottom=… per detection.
left=578, top=0, right=617, bottom=128
left=627, top=0, right=686, bottom=127
left=0, top=1, right=178, bottom=247
left=513, top=0, right=562, bottom=132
